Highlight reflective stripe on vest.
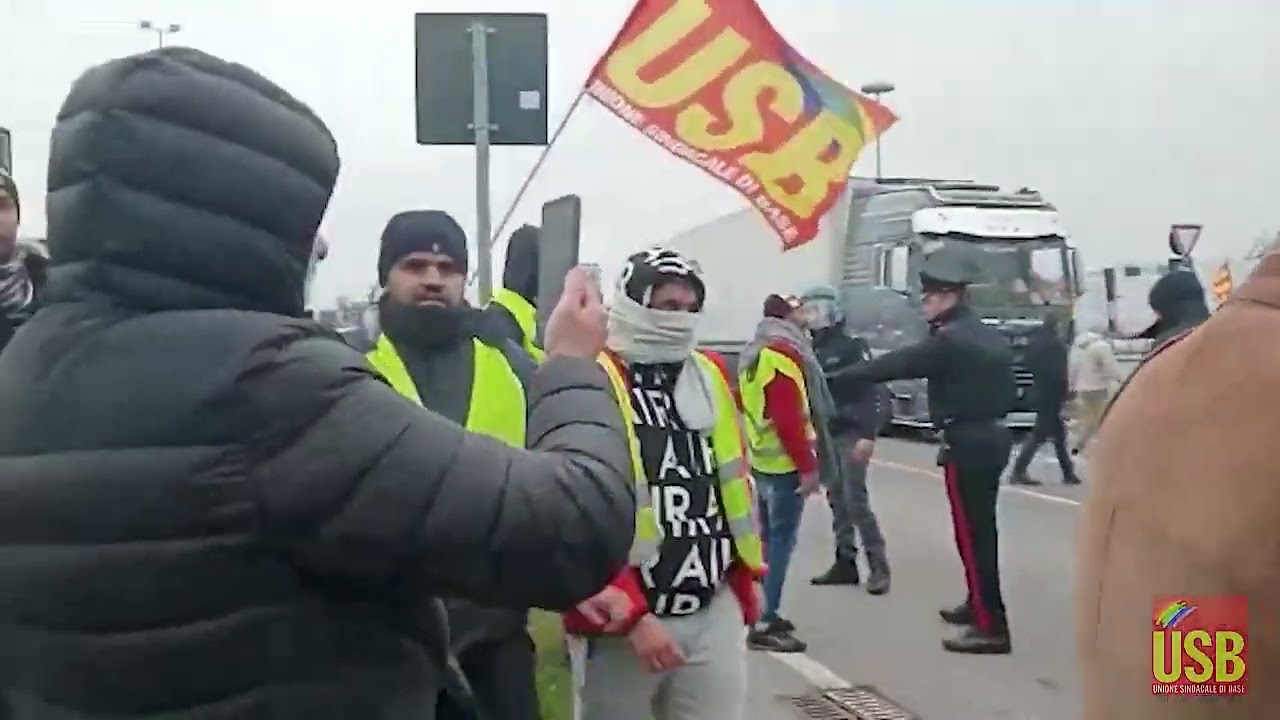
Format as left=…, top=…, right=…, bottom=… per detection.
left=367, top=334, right=525, bottom=448
left=491, top=288, right=546, bottom=363
left=738, top=347, right=817, bottom=474
left=597, top=351, right=764, bottom=572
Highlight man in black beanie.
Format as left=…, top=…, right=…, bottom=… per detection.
left=366, top=208, right=541, bottom=720
left=483, top=224, right=545, bottom=362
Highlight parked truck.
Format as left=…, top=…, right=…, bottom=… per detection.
left=665, top=176, right=1083, bottom=431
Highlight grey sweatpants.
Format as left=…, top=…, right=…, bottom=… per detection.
left=568, top=589, right=746, bottom=720
left=825, top=434, right=887, bottom=560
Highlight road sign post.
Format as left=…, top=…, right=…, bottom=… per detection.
left=1102, top=267, right=1117, bottom=333
left=469, top=22, right=494, bottom=302
left=415, top=13, right=548, bottom=303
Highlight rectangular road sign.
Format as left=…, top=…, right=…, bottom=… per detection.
left=414, top=13, right=549, bottom=146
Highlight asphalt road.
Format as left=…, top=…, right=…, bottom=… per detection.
left=745, top=437, right=1085, bottom=720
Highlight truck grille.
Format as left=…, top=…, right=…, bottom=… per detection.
left=1004, top=335, right=1037, bottom=412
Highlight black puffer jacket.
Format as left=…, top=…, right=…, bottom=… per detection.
left=0, top=48, right=634, bottom=720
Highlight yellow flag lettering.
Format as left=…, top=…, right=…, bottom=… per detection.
left=605, top=0, right=749, bottom=109
left=740, top=109, right=865, bottom=217
left=675, top=61, right=803, bottom=152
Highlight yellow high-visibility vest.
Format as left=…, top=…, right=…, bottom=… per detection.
left=366, top=334, right=525, bottom=448
left=738, top=347, right=817, bottom=474
left=596, top=351, right=763, bottom=572
left=490, top=288, right=546, bottom=363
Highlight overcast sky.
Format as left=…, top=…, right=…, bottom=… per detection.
left=2, top=0, right=1276, bottom=304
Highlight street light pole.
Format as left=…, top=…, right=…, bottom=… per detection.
left=138, top=20, right=181, bottom=48
left=859, top=81, right=895, bottom=179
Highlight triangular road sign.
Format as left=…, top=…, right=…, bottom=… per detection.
left=1168, top=224, right=1203, bottom=257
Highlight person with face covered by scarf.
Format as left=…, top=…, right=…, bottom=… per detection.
left=0, top=170, right=47, bottom=353
left=738, top=293, right=824, bottom=653
left=566, top=246, right=764, bottom=720
left=365, top=209, right=540, bottom=720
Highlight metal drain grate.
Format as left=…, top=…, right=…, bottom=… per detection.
left=783, top=693, right=856, bottom=719
left=825, top=686, right=917, bottom=719
left=783, top=685, right=919, bottom=720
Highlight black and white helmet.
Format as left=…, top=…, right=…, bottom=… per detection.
left=618, top=245, right=705, bottom=309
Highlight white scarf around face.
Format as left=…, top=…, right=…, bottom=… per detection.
left=0, top=248, right=34, bottom=319
left=606, top=293, right=717, bottom=431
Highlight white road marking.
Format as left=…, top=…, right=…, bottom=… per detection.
left=764, top=445, right=1080, bottom=703
left=870, top=457, right=1081, bottom=507
left=767, top=650, right=852, bottom=689
left=765, top=442, right=1077, bottom=692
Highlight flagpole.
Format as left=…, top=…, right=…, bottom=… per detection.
left=486, top=87, right=589, bottom=250
left=483, top=0, right=642, bottom=254
left=472, top=0, right=641, bottom=290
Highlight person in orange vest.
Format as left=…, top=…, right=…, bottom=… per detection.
left=1077, top=251, right=1280, bottom=719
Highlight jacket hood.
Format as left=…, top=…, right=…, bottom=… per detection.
left=1148, top=271, right=1209, bottom=321
left=501, top=224, right=539, bottom=304
left=44, top=47, right=339, bottom=316
left=1139, top=270, right=1210, bottom=339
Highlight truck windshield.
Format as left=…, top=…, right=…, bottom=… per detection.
left=924, top=237, right=1071, bottom=308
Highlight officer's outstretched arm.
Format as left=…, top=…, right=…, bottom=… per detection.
left=244, top=335, right=635, bottom=613
left=829, top=333, right=949, bottom=389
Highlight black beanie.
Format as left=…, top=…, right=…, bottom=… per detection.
left=619, top=246, right=706, bottom=309
left=502, top=224, right=540, bottom=304
left=377, top=210, right=468, bottom=285
left=0, top=171, right=18, bottom=221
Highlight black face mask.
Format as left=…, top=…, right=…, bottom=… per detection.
left=379, top=295, right=469, bottom=351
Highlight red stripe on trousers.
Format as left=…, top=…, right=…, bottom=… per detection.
left=943, top=461, right=994, bottom=632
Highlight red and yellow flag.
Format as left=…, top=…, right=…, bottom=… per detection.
left=586, top=0, right=897, bottom=250
left=1211, top=262, right=1233, bottom=307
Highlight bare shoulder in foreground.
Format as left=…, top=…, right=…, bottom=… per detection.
left=1077, top=252, right=1280, bottom=719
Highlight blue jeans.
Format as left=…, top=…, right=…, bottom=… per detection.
left=755, top=471, right=806, bottom=623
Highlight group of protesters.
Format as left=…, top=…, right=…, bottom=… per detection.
left=1, top=44, right=1274, bottom=720
left=0, top=45, right=893, bottom=720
